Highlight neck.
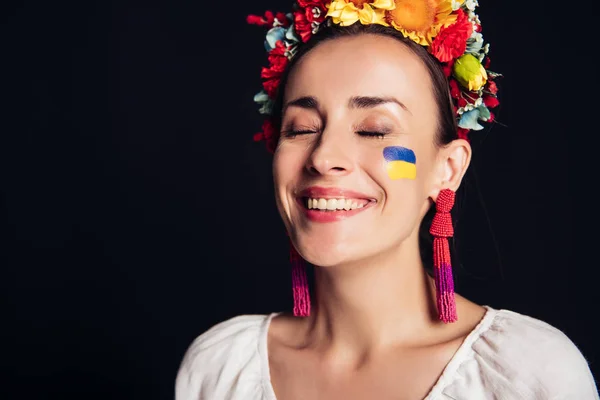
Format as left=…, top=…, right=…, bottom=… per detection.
left=305, top=238, right=439, bottom=358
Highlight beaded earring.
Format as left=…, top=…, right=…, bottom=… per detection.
left=289, top=241, right=311, bottom=317
left=430, top=188, right=458, bottom=323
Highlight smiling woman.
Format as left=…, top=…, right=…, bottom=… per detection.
left=174, top=1, right=598, bottom=399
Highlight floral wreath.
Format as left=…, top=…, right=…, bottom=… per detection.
left=248, top=0, right=501, bottom=153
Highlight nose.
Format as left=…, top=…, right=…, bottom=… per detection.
left=305, top=129, right=354, bottom=176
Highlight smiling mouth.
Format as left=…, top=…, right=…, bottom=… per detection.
left=302, top=197, right=372, bottom=211
left=296, top=196, right=376, bottom=222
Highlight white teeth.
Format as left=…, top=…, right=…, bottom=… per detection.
left=326, top=199, right=337, bottom=210
left=306, top=197, right=369, bottom=211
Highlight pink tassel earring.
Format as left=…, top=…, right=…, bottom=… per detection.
left=289, top=241, right=311, bottom=317
left=429, top=188, right=458, bottom=323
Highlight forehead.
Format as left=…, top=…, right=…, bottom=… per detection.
left=285, top=34, right=434, bottom=109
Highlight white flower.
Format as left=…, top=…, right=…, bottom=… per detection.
left=254, top=91, right=274, bottom=115
left=451, top=0, right=462, bottom=10
left=470, top=31, right=483, bottom=41
left=466, top=0, right=478, bottom=11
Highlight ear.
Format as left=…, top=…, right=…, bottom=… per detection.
left=429, top=138, right=472, bottom=202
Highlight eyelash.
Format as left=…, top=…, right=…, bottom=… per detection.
left=281, top=129, right=317, bottom=138
left=282, top=129, right=388, bottom=139
left=357, top=131, right=387, bottom=138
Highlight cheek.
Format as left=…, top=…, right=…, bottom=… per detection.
left=382, top=146, right=417, bottom=181
left=272, top=145, right=305, bottom=188
left=375, top=145, right=427, bottom=222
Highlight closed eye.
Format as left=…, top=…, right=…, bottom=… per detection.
left=281, top=129, right=318, bottom=138
left=357, top=131, right=387, bottom=138
left=281, top=129, right=388, bottom=138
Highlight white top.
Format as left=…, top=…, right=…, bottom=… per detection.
left=175, top=306, right=599, bottom=399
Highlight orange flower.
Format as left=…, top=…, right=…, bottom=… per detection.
left=385, top=0, right=457, bottom=46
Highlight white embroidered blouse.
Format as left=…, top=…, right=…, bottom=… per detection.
left=175, top=306, right=599, bottom=399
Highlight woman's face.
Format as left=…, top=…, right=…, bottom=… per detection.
left=273, top=34, right=445, bottom=267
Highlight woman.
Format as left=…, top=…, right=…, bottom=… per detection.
left=176, top=1, right=598, bottom=398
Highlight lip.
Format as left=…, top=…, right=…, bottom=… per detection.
left=298, top=186, right=375, bottom=200
left=296, top=186, right=376, bottom=223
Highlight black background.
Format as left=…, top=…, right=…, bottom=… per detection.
left=2, top=0, right=596, bottom=399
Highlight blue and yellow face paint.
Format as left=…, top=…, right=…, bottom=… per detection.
left=383, top=146, right=417, bottom=180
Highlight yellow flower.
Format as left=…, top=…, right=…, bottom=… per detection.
left=385, top=0, right=457, bottom=46
left=327, top=0, right=396, bottom=26
left=452, top=54, right=487, bottom=91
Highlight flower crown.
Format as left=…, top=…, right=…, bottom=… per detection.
left=248, top=0, right=501, bottom=152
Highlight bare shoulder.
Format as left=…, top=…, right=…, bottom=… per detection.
left=269, top=297, right=488, bottom=349
left=452, top=294, right=488, bottom=338
left=268, top=311, right=309, bottom=349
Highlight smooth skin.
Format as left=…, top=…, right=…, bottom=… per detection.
left=269, top=33, right=487, bottom=400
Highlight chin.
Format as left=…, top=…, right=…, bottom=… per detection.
left=296, top=238, right=358, bottom=268
left=305, top=253, right=348, bottom=268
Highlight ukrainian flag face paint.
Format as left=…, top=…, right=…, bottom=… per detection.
left=383, top=146, right=417, bottom=180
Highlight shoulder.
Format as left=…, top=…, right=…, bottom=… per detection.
left=175, top=313, right=276, bottom=400
left=463, top=307, right=598, bottom=398
left=484, top=308, right=591, bottom=366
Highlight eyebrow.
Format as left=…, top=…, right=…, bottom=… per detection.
left=282, top=95, right=411, bottom=114
left=283, top=96, right=319, bottom=113
left=349, top=96, right=411, bottom=114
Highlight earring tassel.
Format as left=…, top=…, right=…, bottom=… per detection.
left=430, top=189, right=457, bottom=323
left=290, top=244, right=311, bottom=317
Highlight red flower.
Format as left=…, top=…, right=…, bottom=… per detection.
left=294, top=2, right=328, bottom=42
left=457, top=97, right=467, bottom=108
left=429, top=9, right=473, bottom=62
left=449, top=79, right=460, bottom=99
left=442, top=60, right=454, bottom=77
left=267, top=42, right=288, bottom=70
left=247, top=11, right=290, bottom=28
left=253, top=119, right=279, bottom=153
left=262, top=79, right=281, bottom=98
left=294, top=11, right=313, bottom=42
left=483, top=95, right=500, bottom=108
left=275, top=12, right=291, bottom=27
left=260, top=41, right=289, bottom=97
left=297, top=0, right=328, bottom=7
left=247, top=11, right=276, bottom=27
left=488, top=112, right=495, bottom=123
left=457, top=127, right=470, bottom=141
left=485, top=80, right=498, bottom=94
left=484, top=57, right=491, bottom=69
left=463, top=91, right=479, bottom=104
